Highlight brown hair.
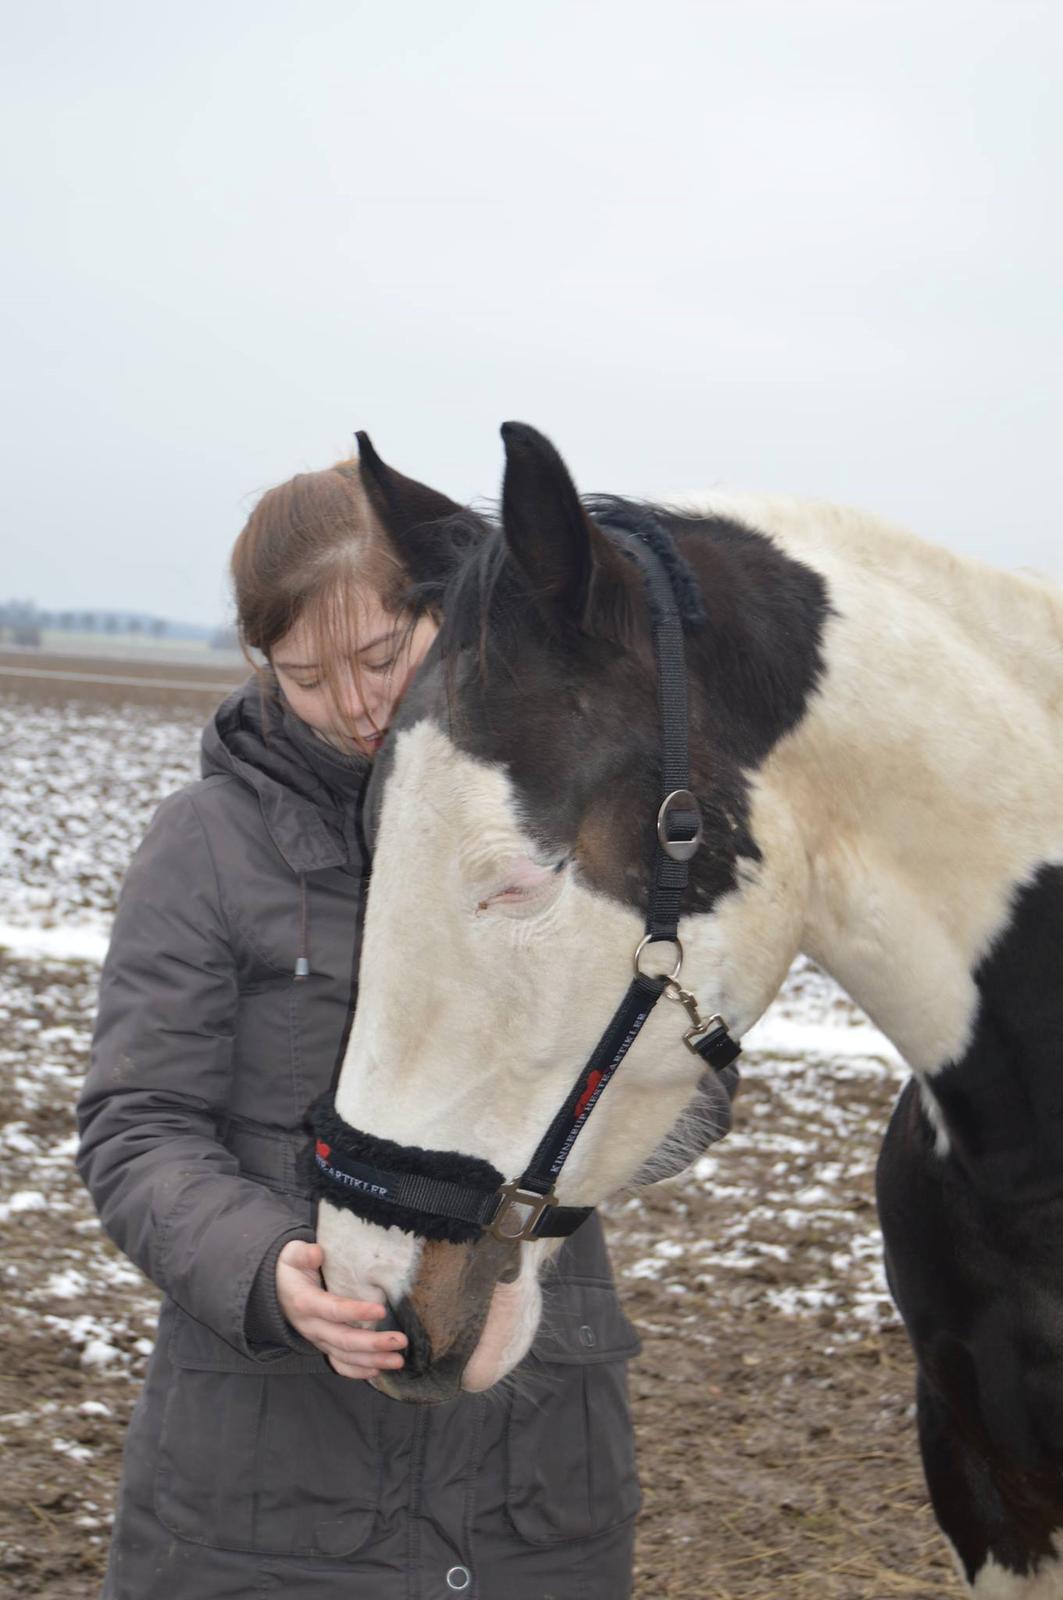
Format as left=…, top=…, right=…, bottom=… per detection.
left=231, top=457, right=419, bottom=746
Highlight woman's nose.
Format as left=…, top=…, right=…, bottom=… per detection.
left=333, top=671, right=370, bottom=724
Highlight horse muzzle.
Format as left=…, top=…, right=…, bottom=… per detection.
left=368, top=1233, right=524, bottom=1405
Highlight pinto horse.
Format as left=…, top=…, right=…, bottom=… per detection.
left=316, top=423, right=1063, bottom=1596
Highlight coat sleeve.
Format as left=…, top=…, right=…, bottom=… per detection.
left=77, top=787, right=314, bottom=1361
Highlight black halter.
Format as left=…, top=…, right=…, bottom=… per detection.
left=306, top=520, right=742, bottom=1245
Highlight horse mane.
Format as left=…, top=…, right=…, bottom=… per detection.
left=415, top=495, right=709, bottom=684
left=582, top=495, right=707, bottom=629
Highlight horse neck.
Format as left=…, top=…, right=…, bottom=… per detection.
left=727, top=495, right=1063, bottom=1075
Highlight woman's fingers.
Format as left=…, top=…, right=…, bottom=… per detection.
left=274, top=1237, right=405, bottom=1379
left=277, top=1240, right=388, bottom=1316
left=328, top=1353, right=384, bottom=1380
left=286, top=1281, right=388, bottom=1326
left=301, top=1320, right=406, bottom=1361
left=313, top=1290, right=390, bottom=1325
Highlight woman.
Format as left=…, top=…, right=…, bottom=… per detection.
left=77, top=442, right=642, bottom=1600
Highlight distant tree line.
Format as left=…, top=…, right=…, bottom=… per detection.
left=0, top=600, right=172, bottom=648
left=0, top=600, right=237, bottom=649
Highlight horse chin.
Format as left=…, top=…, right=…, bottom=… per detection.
left=365, top=1233, right=539, bottom=1403
left=461, top=1270, right=542, bottom=1391
left=369, top=1271, right=540, bottom=1402
left=369, top=1356, right=467, bottom=1405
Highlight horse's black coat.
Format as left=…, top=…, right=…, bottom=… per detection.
left=359, top=426, right=832, bottom=920
left=878, top=863, right=1063, bottom=1586
left=931, top=864, right=1063, bottom=1201
left=428, top=454, right=832, bottom=919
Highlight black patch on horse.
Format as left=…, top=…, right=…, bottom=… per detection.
left=931, top=863, right=1063, bottom=1200
left=432, top=495, right=832, bottom=918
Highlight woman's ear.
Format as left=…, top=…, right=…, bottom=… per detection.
left=355, top=432, right=474, bottom=587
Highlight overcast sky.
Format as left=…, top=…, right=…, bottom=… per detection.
left=4, top=0, right=1060, bottom=624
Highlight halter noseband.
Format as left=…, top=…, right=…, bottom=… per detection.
left=306, top=519, right=742, bottom=1246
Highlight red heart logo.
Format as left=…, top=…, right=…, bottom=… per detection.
left=574, top=1071, right=603, bottom=1121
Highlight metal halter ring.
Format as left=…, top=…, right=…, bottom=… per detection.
left=633, top=934, right=684, bottom=983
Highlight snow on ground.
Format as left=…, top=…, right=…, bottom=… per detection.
left=1, top=693, right=908, bottom=1349
left=0, top=691, right=916, bottom=1588
left=0, top=697, right=200, bottom=941
left=607, top=957, right=907, bottom=1344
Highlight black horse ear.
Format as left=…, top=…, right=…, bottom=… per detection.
left=355, top=431, right=468, bottom=586
left=500, top=422, right=626, bottom=630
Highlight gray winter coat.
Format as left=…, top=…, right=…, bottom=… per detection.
left=77, top=681, right=641, bottom=1600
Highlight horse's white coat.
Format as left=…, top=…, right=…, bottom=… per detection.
left=971, top=1544, right=1063, bottom=1599
left=334, top=722, right=723, bottom=1198
left=322, top=492, right=1063, bottom=1388
left=315, top=1202, right=421, bottom=1313
left=718, top=493, right=1063, bottom=1081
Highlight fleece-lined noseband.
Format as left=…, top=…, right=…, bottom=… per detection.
left=307, top=517, right=742, bottom=1245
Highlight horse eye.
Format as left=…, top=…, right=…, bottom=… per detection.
left=473, top=858, right=567, bottom=915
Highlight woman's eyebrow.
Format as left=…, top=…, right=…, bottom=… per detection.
left=274, top=631, right=400, bottom=673
left=357, top=630, right=399, bottom=655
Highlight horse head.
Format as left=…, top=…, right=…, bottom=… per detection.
left=316, top=423, right=831, bottom=1401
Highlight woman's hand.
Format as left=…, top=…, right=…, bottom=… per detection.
left=276, top=1239, right=407, bottom=1380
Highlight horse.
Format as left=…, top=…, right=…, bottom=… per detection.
left=314, top=422, right=1063, bottom=1596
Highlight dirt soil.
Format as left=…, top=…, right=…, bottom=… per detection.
left=0, top=957, right=959, bottom=1600
left=0, top=651, right=245, bottom=711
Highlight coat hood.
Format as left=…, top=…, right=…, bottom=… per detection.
left=201, top=678, right=370, bottom=875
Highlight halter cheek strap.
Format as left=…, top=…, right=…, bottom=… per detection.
left=306, top=519, right=741, bottom=1244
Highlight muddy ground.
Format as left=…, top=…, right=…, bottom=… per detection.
left=0, top=954, right=958, bottom=1600
left=0, top=675, right=961, bottom=1599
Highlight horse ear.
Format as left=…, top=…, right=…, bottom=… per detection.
left=500, top=422, right=610, bottom=623
left=355, top=431, right=468, bottom=586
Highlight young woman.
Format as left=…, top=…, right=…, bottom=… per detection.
left=77, top=444, right=642, bottom=1600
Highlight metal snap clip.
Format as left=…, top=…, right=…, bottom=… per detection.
left=446, top=1566, right=471, bottom=1591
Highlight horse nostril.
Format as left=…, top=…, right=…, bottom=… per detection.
left=386, top=1296, right=433, bottom=1378
left=376, top=1301, right=403, bottom=1336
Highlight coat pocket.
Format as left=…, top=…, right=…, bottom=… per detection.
left=505, top=1280, right=642, bottom=1545
left=154, top=1308, right=380, bottom=1557
left=221, top=1116, right=306, bottom=1198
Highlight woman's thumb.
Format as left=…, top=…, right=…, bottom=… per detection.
left=281, top=1237, right=322, bottom=1269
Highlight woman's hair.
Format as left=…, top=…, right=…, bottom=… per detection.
left=231, top=457, right=420, bottom=742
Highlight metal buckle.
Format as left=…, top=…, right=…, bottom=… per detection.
left=488, top=1181, right=558, bottom=1242
left=657, top=789, right=703, bottom=862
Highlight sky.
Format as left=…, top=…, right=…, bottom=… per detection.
left=3, top=0, right=1060, bottom=625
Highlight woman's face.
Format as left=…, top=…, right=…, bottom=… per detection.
left=271, top=591, right=438, bottom=757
